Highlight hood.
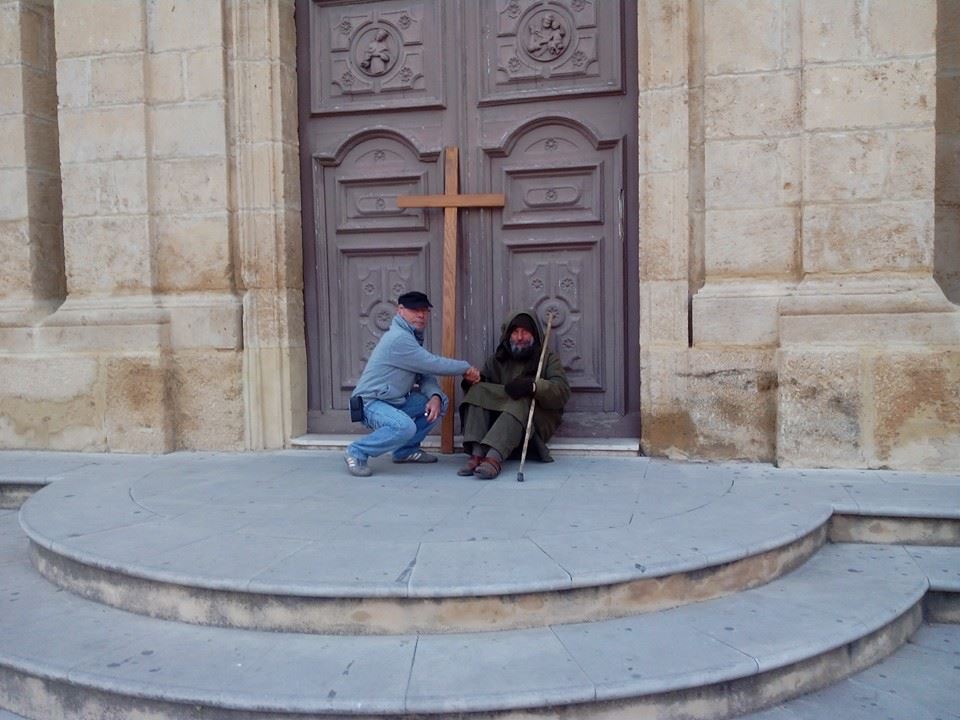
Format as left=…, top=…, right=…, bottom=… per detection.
left=498, top=310, right=545, bottom=347
left=494, top=310, right=549, bottom=365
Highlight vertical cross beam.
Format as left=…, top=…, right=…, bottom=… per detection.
left=397, top=147, right=505, bottom=452
left=439, top=147, right=459, bottom=453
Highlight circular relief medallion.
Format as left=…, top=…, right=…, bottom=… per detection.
left=374, top=303, right=395, bottom=331
left=520, top=8, right=572, bottom=62
left=353, top=24, right=401, bottom=77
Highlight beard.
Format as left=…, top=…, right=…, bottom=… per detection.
left=509, top=339, right=536, bottom=360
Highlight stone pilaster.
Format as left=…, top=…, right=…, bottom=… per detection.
left=21, top=0, right=174, bottom=452
left=936, top=0, right=960, bottom=303
left=0, top=0, right=64, bottom=326
left=227, top=0, right=306, bottom=449
left=776, top=0, right=960, bottom=470
left=692, top=0, right=802, bottom=347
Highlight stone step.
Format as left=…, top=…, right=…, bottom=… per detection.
left=16, top=452, right=960, bottom=634
left=291, top=433, right=643, bottom=457
left=1, top=511, right=953, bottom=719
left=737, top=622, right=960, bottom=720
left=18, top=454, right=838, bottom=634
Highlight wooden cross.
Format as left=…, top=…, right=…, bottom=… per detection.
left=397, top=147, right=505, bottom=453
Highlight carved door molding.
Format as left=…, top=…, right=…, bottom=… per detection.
left=298, top=0, right=639, bottom=436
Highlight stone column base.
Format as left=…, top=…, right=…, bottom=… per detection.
left=777, top=277, right=960, bottom=471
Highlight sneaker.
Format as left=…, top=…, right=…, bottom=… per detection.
left=344, top=453, right=372, bottom=477
left=392, top=450, right=438, bottom=464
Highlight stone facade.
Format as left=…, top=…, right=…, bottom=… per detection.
left=0, top=0, right=956, bottom=470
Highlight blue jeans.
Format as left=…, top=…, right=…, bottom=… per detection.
left=347, top=392, right=447, bottom=462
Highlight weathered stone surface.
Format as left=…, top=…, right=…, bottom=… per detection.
left=936, top=135, right=960, bottom=205
left=805, top=131, right=887, bottom=202
left=185, top=48, right=224, bottom=100
left=63, top=215, right=152, bottom=294
left=705, top=137, right=800, bottom=209
left=867, top=0, right=936, bottom=57
left=155, top=214, right=232, bottom=293
left=639, top=171, right=688, bottom=281
left=171, top=350, right=244, bottom=450
left=0, top=355, right=105, bottom=450
left=639, top=88, right=688, bottom=174
left=0, top=168, right=28, bottom=220
left=692, top=286, right=785, bottom=346
left=802, top=0, right=864, bottom=63
left=151, top=101, right=226, bottom=159
left=705, top=208, right=799, bottom=276
left=0, top=3, right=21, bottom=64
left=148, top=51, right=183, bottom=103
left=60, top=159, right=148, bottom=217
left=90, top=53, right=144, bottom=104
left=777, top=349, right=864, bottom=468
left=704, top=0, right=785, bottom=74
left=54, top=0, right=143, bottom=57
left=0, top=65, right=23, bottom=114
left=935, top=205, right=960, bottom=303
left=148, top=0, right=223, bottom=52
left=640, top=280, right=688, bottom=346
left=105, top=354, right=173, bottom=453
left=802, top=200, right=934, bottom=273
left=0, top=115, right=26, bottom=168
left=704, top=72, right=800, bottom=139
left=805, top=128, right=934, bottom=204
left=55, top=56, right=90, bottom=107
left=0, top=219, right=31, bottom=295
left=888, top=128, right=935, bottom=199
left=638, top=0, right=687, bottom=90
left=641, top=347, right=777, bottom=462
left=872, top=350, right=960, bottom=471
left=940, top=0, right=960, bottom=70
left=804, top=59, right=936, bottom=130
left=938, top=75, right=960, bottom=136
left=58, top=105, right=147, bottom=163
left=152, top=157, right=228, bottom=213
left=23, top=114, right=59, bottom=172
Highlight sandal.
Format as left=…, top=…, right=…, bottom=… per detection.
left=473, top=457, right=502, bottom=480
left=457, top=455, right=485, bottom=476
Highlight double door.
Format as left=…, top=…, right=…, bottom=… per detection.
left=298, top=0, right=639, bottom=436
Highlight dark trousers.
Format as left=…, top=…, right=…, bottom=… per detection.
left=461, top=404, right=525, bottom=457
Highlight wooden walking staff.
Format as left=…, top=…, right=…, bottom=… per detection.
left=517, top=313, right=555, bottom=483
left=397, top=147, right=505, bottom=453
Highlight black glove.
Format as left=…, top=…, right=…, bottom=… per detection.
left=504, top=376, right=536, bottom=400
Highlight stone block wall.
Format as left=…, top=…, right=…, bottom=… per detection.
left=0, top=0, right=64, bottom=323
left=0, top=0, right=955, bottom=469
left=0, top=0, right=304, bottom=452
left=641, top=0, right=960, bottom=470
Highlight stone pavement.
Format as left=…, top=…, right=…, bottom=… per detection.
left=0, top=449, right=958, bottom=719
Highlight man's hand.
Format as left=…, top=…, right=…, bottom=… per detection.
left=504, top=376, right=536, bottom=400
left=425, top=394, right=442, bottom=422
left=463, top=366, right=481, bottom=385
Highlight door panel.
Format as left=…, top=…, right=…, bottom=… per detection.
left=478, top=0, right=623, bottom=103
left=299, top=0, right=639, bottom=436
left=310, top=0, right=446, bottom=114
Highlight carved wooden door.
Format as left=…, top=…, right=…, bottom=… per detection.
left=298, top=0, right=639, bottom=436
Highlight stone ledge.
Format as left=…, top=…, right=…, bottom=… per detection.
left=290, top=434, right=641, bottom=457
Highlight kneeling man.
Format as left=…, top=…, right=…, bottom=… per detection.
left=346, top=291, right=480, bottom=477
left=459, top=311, right=570, bottom=479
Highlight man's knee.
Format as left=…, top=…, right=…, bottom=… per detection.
left=396, top=416, right=418, bottom=442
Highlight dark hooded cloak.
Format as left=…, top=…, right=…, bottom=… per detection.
left=459, top=310, right=571, bottom=461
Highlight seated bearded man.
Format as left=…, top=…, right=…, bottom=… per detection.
left=458, top=311, right=571, bottom=479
